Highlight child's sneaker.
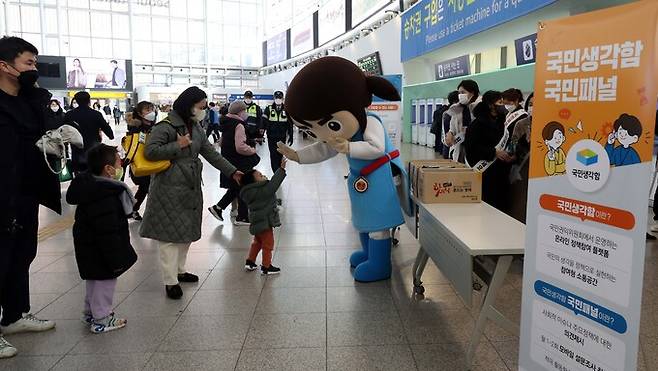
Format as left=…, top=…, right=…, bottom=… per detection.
left=245, top=259, right=258, bottom=271
left=81, top=312, right=93, bottom=325
left=90, top=313, right=126, bottom=334
left=260, top=265, right=281, bottom=275
left=0, top=335, right=17, bottom=359
left=208, top=205, right=224, bottom=222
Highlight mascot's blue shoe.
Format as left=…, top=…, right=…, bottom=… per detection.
left=353, top=238, right=392, bottom=282
left=350, top=233, right=370, bottom=268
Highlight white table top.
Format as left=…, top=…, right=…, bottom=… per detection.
left=418, top=202, right=526, bottom=256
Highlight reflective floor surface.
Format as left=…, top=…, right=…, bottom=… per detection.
left=3, top=129, right=658, bottom=370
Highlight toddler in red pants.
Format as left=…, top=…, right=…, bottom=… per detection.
left=239, top=158, right=287, bottom=275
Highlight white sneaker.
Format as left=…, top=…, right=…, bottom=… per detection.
left=0, top=314, right=55, bottom=335
left=651, top=224, right=658, bottom=232
left=230, top=209, right=238, bottom=217
left=0, top=335, right=17, bottom=359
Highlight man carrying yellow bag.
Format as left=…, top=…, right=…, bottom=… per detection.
left=121, top=101, right=167, bottom=220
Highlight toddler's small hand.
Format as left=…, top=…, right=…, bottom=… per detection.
left=280, top=157, right=287, bottom=169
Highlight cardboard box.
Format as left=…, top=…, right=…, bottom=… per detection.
left=415, top=167, right=482, bottom=204
left=408, top=159, right=467, bottom=196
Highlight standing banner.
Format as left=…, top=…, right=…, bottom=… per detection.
left=519, top=2, right=658, bottom=371
left=369, top=74, right=403, bottom=148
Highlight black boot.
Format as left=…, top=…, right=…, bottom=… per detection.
left=165, top=284, right=183, bottom=299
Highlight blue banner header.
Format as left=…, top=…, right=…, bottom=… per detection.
left=400, top=0, right=556, bottom=62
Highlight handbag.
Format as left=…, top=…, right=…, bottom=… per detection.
left=35, top=124, right=84, bottom=175
left=122, top=122, right=172, bottom=177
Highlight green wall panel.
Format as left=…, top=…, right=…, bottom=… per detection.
left=401, top=64, right=536, bottom=143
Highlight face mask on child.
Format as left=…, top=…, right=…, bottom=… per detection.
left=144, top=111, right=157, bottom=122
left=111, top=166, right=123, bottom=181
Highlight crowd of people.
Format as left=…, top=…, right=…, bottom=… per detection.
left=431, top=79, right=533, bottom=223
left=0, top=36, right=295, bottom=358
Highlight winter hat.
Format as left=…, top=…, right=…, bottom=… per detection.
left=229, top=100, right=248, bottom=114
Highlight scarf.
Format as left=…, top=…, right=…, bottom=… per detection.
left=93, top=176, right=136, bottom=214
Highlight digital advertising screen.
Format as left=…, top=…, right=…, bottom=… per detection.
left=318, top=0, right=346, bottom=46
left=291, top=16, right=314, bottom=57
left=266, top=31, right=289, bottom=66
left=357, top=52, right=383, bottom=75
left=65, top=57, right=130, bottom=90
left=352, top=0, right=391, bottom=26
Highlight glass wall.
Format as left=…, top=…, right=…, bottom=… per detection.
left=4, top=0, right=263, bottom=68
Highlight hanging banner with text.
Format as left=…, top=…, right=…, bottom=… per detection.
left=518, top=2, right=658, bottom=371
left=369, top=74, right=402, bottom=148
left=400, top=0, right=556, bottom=62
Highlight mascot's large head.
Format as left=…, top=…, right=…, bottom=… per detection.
left=285, top=56, right=400, bottom=143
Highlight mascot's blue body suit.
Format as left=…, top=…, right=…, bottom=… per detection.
left=278, top=56, right=411, bottom=282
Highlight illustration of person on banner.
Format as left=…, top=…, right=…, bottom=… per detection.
left=276, top=56, right=412, bottom=282
left=542, top=121, right=566, bottom=176
left=464, top=90, right=520, bottom=212
left=605, top=113, right=643, bottom=167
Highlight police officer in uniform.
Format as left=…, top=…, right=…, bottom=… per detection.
left=263, top=91, right=293, bottom=173
left=243, top=90, right=263, bottom=144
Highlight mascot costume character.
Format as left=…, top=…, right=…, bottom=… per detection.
left=277, top=56, right=412, bottom=282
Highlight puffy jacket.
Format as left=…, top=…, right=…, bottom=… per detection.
left=240, top=168, right=286, bottom=235
left=66, top=173, right=137, bottom=280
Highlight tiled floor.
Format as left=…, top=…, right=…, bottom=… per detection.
left=3, top=131, right=658, bottom=371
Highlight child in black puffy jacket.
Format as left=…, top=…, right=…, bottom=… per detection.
left=66, top=144, right=137, bottom=334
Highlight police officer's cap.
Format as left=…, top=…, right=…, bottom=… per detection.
left=274, top=91, right=284, bottom=99
left=244, top=91, right=254, bottom=98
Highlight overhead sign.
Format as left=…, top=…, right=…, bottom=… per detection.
left=434, top=54, right=470, bottom=80
left=515, top=33, right=537, bottom=66
left=357, top=52, right=383, bottom=76
left=291, top=16, right=314, bottom=57
left=518, top=2, right=658, bottom=371
left=266, top=31, right=288, bottom=66
left=318, top=0, right=346, bottom=46
left=400, top=0, right=556, bottom=62
left=352, top=0, right=391, bottom=26
left=265, top=0, right=293, bottom=38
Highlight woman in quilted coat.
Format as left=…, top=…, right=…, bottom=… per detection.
left=140, top=87, right=242, bottom=299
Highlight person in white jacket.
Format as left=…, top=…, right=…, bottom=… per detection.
left=444, top=79, right=481, bottom=163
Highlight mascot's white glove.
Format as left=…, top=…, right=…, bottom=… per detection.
left=277, top=141, right=300, bottom=162
left=327, top=137, right=350, bottom=154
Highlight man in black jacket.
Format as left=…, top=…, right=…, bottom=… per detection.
left=65, top=91, right=114, bottom=174
left=0, top=36, right=61, bottom=359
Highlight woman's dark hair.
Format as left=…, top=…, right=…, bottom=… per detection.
left=87, top=144, right=118, bottom=176
left=173, top=86, right=207, bottom=130
left=447, top=90, right=459, bottom=105
left=241, top=169, right=259, bottom=186
left=524, top=92, right=534, bottom=112
left=542, top=121, right=565, bottom=141
left=457, top=79, right=480, bottom=101
left=285, top=56, right=400, bottom=131
left=49, top=99, right=60, bottom=107
left=73, top=58, right=84, bottom=73
left=502, top=88, right=524, bottom=103
left=132, top=100, right=155, bottom=121
left=473, top=90, right=502, bottom=119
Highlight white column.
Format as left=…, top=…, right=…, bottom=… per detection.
left=2, top=0, right=9, bottom=36
left=127, top=0, right=135, bottom=61
left=204, top=0, right=210, bottom=88
left=38, top=0, right=46, bottom=51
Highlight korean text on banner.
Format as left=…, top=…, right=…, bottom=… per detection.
left=518, top=2, right=658, bottom=371
left=400, top=0, right=556, bottom=62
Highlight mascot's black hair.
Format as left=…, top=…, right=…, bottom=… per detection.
left=285, top=56, right=400, bottom=131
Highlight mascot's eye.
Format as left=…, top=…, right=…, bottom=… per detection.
left=327, top=120, right=342, bottom=131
